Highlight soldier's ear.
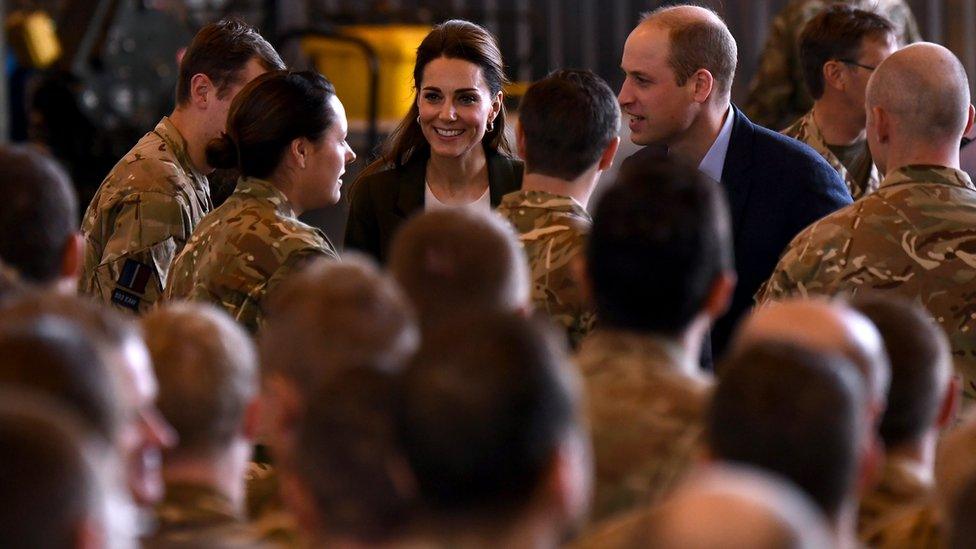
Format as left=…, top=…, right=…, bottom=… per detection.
left=290, top=138, right=308, bottom=170
left=823, top=60, right=846, bottom=92
left=598, top=136, right=621, bottom=171
left=58, top=232, right=83, bottom=289
left=188, top=73, right=215, bottom=108
left=965, top=104, right=975, bottom=138
left=515, top=121, right=527, bottom=159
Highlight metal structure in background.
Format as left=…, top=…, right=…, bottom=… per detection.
left=276, top=26, right=383, bottom=155
left=301, top=0, right=976, bottom=105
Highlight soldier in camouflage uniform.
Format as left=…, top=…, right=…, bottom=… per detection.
left=580, top=161, right=734, bottom=523
left=79, top=20, right=283, bottom=314
left=145, top=483, right=274, bottom=548
left=744, top=0, right=920, bottom=131
left=165, top=176, right=338, bottom=333
left=850, top=296, right=956, bottom=548
left=141, top=303, right=272, bottom=548
left=782, top=5, right=897, bottom=199
left=497, top=193, right=595, bottom=348
left=578, top=331, right=713, bottom=523
left=758, top=44, right=976, bottom=402
left=164, top=71, right=355, bottom=333
left=497, top=70, right=619, bottom=348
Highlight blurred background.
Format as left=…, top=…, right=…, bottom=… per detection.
left=3, top=0, right=974, bottom=241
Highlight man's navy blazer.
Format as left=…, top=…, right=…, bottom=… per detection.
left=625, top=106, right=852, bottom=360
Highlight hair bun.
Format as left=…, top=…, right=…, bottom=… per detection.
left=205, top=133, right=240, bottom=170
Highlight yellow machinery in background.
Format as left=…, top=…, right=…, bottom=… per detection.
left=302, top=25, right=431, bottom=124
left=6, top=11, right=61, bottom=69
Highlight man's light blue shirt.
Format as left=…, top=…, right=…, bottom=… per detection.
left=698, top=105, right=735, bottom=183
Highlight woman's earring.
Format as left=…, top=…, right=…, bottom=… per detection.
left=486, top=119, right=495, bottom=133
left=416, top=114, right=422, bottom=125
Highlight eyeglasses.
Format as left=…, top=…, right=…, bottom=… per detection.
left=838, top=59, right=878, bottom=72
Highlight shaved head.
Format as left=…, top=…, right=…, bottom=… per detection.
left=867, top=43, right=971, bottom=144
left=646, top=465, right=833, bottom=549
left=734, top=299, right=890, bottom=409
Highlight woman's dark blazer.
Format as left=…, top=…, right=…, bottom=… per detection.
left=343, top=147, right=523, bottom=263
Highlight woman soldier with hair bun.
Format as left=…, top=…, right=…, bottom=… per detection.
left=165, top=70, right=356, bottom=332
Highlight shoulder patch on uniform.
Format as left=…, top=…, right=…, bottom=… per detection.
left=111, top=288, right=141, bottom=312
left=117, top=258, right=153, bottom=294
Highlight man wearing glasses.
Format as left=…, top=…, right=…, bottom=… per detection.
left=783, top=5, right=898, bottom=199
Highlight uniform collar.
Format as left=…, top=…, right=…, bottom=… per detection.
left=233, top=177, right=297, bottom=218
left=499, top=189, right=590, bottom=219
left=880, top=164, right=976, bottom=191
left=155, top=116, right=208, bottom=185
left=578, top=329, right=701, bottom=379
left=801, top=108, right=880, bottom=199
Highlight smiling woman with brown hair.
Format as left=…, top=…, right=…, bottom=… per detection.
left=343, top=19, right=523, bottom=263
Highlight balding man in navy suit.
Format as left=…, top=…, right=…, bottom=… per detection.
left=618, top=5, right=851, bottom=361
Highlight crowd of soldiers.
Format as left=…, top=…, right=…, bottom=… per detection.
left=3, top=0, right=976, bottom=547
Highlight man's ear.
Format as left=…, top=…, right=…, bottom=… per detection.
left=542, top=434, right=590, bottom=525
left=703, top=271, right=736, bottom=321
left=965, top=104, right=975, bottom=139
left=598, top=136, right=621, bottom=171
left=74, top=515, right=106, bottom=549
left=823, top=60, right=847, bottom=92
left=516, top=121, right=527, bottom=160
left=242, top=396, right=262, bottom=442
left=937, top=375, right=962, bottom=429
left=188, top=73, right=216, bottom=109
left=872, top=106, right=891, bottom=144
left=60, top=232, right=83, bottom=283
left=691, top=69, right=715, bottom=103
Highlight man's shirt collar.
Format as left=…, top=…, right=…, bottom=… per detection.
left=698, top=104, right=734, bottom=183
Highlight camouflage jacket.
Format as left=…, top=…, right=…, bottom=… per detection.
left=859, top=456, right=939, bottom=548
left=757, top=165, right=976, bottom=400
left=164, top=177, right=338, bottom=333
left=496, top=190, right=594, bottom=348
left=782, top=109, right=881, bottom=199
left=144, top=482, right=274, bottom=548
left=80, top=117, right=212, bottom=314
left=576, top=330, right=712, bottom=523
left=744, top=0, right=921, bottom=130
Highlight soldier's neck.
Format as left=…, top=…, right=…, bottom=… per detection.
left=812, top=100, right=865, bottom=146
left=884, top=140, right=961, bottom=176
left=887, top=432, right=935, bottom=480
left=521, top=169, right=599, bottom=208
left=161, top=439, right=251, bottom=514
left=168, top=107, right=214, bottom=175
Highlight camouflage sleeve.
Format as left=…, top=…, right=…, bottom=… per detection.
left=743, top=11, right=797, bottom=130
left=755, top=223, right=835, bottom=305
left=87, top=192, right=189, bottom=314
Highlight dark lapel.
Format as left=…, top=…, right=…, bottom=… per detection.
left=394, top=151, right=429, bottom=219
left=487, top=152, right=521, bottom=206
left=721, top=105, right=757, bottom=238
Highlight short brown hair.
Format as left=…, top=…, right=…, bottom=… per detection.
left=642, top=6, right=738, bottom=96
left=800, top=5, right=895, bottom=99
left=175, top=18, right=284, bottom=106
left=142, top=303, right=257, bottom=457
left=260, top=255, right=418, bottom=393
left=0, top=391, right=118, bottom=548
left=388, top=209, right=529, bottom=328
